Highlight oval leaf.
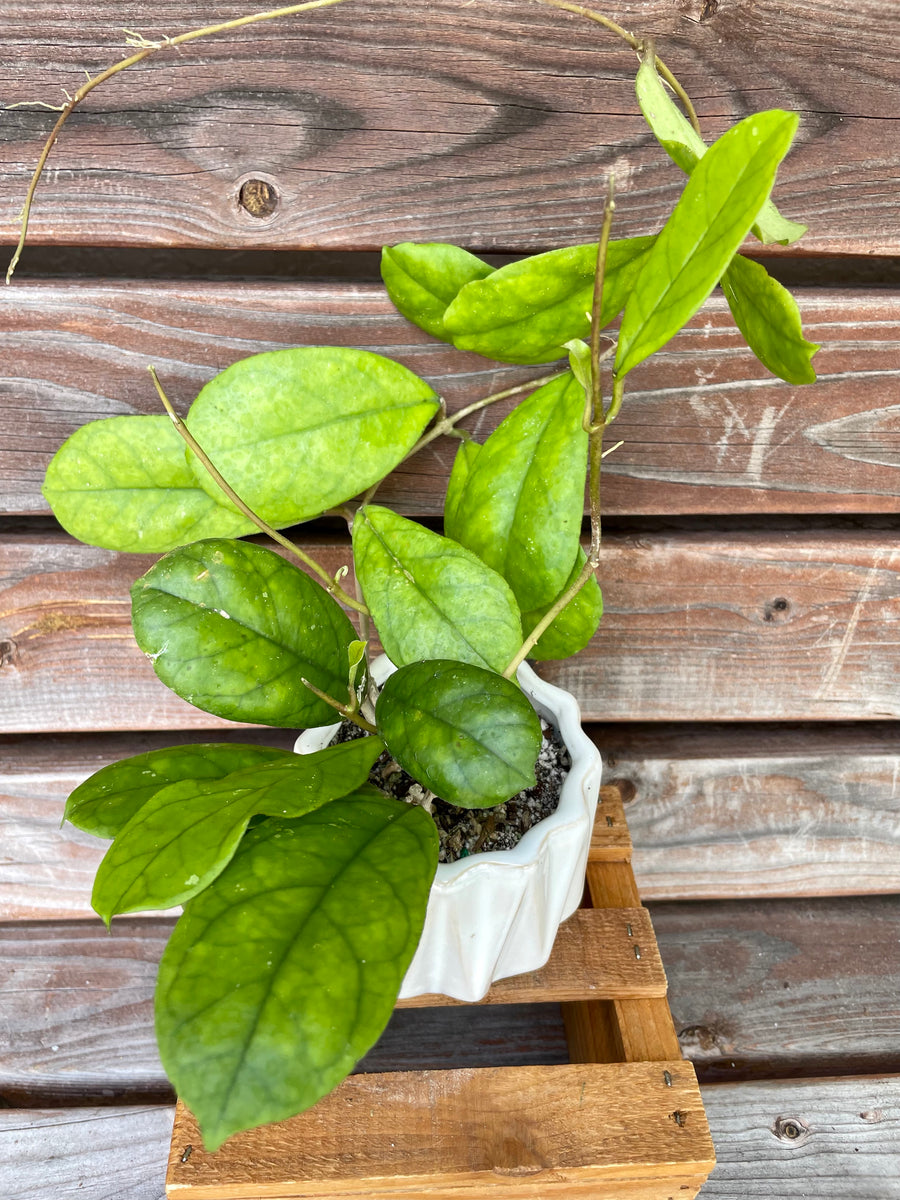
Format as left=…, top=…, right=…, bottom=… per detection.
left=186, top=348, right=440, bottom=526
left=376, top=660, right=542, bottom=808
left=156, top=795, right=438, bottom=1150
left=721, top=254, right=819, bottom=384
left=91, top=737, right=384, bottom=922
left=64, top=743, right=298, bottom=838
left=443, top=237, right=655, bottom=364
left=615, top=110, right=800, bottom=381
left=450, top=372, right=587, bottom=611
left=131, top=539, right=357, bottom=727
left=635, top=52, right=807, bottom=247
left=352, top=506, right=522, bottom=673
left=42, top=415, right=257, bottom=553
left=381, top=242, right=494, bottom=339
left=521, top=549, right=603, bottom=661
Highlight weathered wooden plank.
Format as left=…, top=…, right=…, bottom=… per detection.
left=1, top=2, right=898, bottom=254
left=6, top=1077, right=896, bottom=1200
left=8, top=897, right=896, bottom=1098
left=701, top=1074, right=900, bottom=1198
left=0, top=1105, right=174, bottom=1200
left=5, top=282, right=900, bottom=518
left=594, top=723, right=900, bottom=899
left=652, top=895, right=900, bottom=1084
left=5, top=527, right=900, bottom=729
left=5, top=730, right=899, bottom=919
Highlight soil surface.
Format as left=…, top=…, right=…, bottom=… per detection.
left=334, top=719, right=571, bottom=863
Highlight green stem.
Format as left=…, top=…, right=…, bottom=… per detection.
left=300, top=677, right=379, bottom=733
left=5, top=0, right=351, bottom=283
left=148, top=367, right=369, bottom=616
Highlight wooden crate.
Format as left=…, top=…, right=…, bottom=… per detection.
left=165, top=785, right=715, bottom=1199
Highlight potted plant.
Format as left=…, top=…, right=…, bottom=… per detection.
left=30, top=6, right=818, bottom=1155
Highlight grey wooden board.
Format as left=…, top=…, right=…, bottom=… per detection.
left=3, top=897, right=898, bottom=1100
left=6, top=528, right=900, bottom=729
left=0, top=1105, right=173, bottom=1200
left=3, top=1076, right=899, bottom=1200
left=593, top=723, right=900, bottom=900
left=700, top=1074, right=900, bottom=1198
left=2, top=2, right=899, bottom=254
left=5, top=281, right=900, bottom=518
left=4, top=726, right=900, bottom=920
left=650, top=895, right=900, bottom=1084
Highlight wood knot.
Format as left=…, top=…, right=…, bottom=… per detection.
left=0, top=638, right=18, bottom=668
left=238, top=177, right=279, bottom=219
left=773, top=1115, right=810, bottom=1144
left=675, top=0, right=718, bottom=21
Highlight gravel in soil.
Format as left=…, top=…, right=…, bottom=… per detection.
left=333, top=719, right=571, bottom=863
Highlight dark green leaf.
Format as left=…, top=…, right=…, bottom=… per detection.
left=156, top=795, right=438, bottom=1150
left=520, top=548, right=603, bottom=661
left=721, top=254, right=819, bottom=384
left=376, top=660, right=542, bottom=808
left=615, top=110, right=800, bottom=381
left=185, top=348, right=439, bottom=526
left=635, top=53, right=807, bottom=247
left=42, top=416, right=257, bottom=553
left=381, top=243, right=494, bottom=339
left=443, top=237, right=655, bottom=364
left=352, top=506, right=522, bottom=673
left=131, top=539, right=357, bottom=727
left=450, top=372, right=587, bottom=611
left=64, top=743, right=297, bottom=839
left=91, top=738, right=383, bottom=922
left=442, top=439, right=481, bottom=542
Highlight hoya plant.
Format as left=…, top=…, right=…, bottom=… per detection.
left=37, top=37, right=818, bottom=1150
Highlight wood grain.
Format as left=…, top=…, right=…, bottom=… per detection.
left=651, top=895, right=900, bottom=1085
left=5, top=528, right=900, bottom=730
left=701, top=1074, right=900, bottom=1199
left=5, top=897, right=895, bottom=1099
left=5, top=282, right=900, bottom=518
left=2, top=3, right=899, bottom=254
left=0, top=1105, right=174, bottom=1200
left=165, top=1062, right=713, bottom=1199
left=5, top=732, right=899, bottom=920
left=593, top=723, right=900, bottom=900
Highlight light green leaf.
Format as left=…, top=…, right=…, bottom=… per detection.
left=521, top=548, right=603, bottom=661
left=156, top=795, right=438, bottom=1150
left=91, top=738, right=383, bottom=923
left=131, top=539, right=357, bottom=728
left=450, top=372, right=587, bottom=611
left=443, top=237, right=656, bottom=364
left=615, top=109, right=800, bottom=381
left=352, top=506, right=522, bottom=673
left=635, top=53, right=807, bottom=247
left=376, top=660, right=542, bottom=808
left=381, top=242, right=494, bottom=339
left=42, top=415, right=258, bottom=553
left=443, top=439, right=481, bottom=542
left=721, top=254, right=819, bottom=384
left=64, top=743, right=298, bottom=839
left=185, top=348, right=439, bottom=526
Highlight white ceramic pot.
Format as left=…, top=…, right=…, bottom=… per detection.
left=294, top=655, right=602, bottom=1003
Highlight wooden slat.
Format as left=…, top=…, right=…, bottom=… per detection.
left=165, top=1062, right=713, bottom=1199
left=6, top=734, right=899, bottom=920
left=701, top=1074, right=900, bottom=1198
left=7, top=1077, right=896, bottom=1200
left=400, top=908, right=667, bottom=1007
left=5, top=282, right=900, bottom=519
left=0, top=1105, right=174, bottom=1200
left=652, top=895, right=900, bottom=1084
left=594, top=723, right=900, bottom=899
left=2, top=3, right=899, bottom=254
left=6, top=527, right=900, bottom=731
